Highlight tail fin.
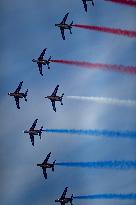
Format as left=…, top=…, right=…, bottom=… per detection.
left=39, top=126, right=43, bottom=139
left=52, top=160, right=56, bottom=172
left=61, top=93, right=64, bottom=105
left=92, top=0, right=94, bottom=6
left=47, top=56, right=51, bottom=69
left=24, top=89, right=28, bottom=101
left=70, top=194, right=73, bottom=205
left=69, top=21, right=73, bottom=34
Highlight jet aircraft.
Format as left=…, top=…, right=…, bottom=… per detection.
left=32, top=48, right=51, bottom=76
left=24, top=119, right=43, bottom=146
left=82, top=0, right=94, bottom=12
left=55, top=13, right=73, bottom=40
left=37, top=152, right=56, bottom=180
left=45, top=85, right=64, bottom=112
left=8, top=81, right=28, bottom=109
left=55, top=187, right=73, bottom=205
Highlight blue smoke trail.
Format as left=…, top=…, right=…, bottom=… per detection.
left=44, top=129, right=136, bottom=139
left=55, top=160, right=136, bottom=169
left=73, top=193, right=136, bottom=200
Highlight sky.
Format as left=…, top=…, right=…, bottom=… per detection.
left=0, top=0, right=136, bottom=205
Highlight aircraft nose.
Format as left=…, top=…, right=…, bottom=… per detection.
left=8, top=93, right=10, bottom=95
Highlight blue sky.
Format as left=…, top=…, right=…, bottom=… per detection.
left=0, top=0, right=136, bottom=205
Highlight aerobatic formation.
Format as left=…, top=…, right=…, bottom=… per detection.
left=7, top=0, right=136, bottom=204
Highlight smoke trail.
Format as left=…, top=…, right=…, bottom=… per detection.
left=73, top=193, right=136, bottom=200
left=67, top=96, right=136, bottom=107
left=44, top=129, right=136, bottom=139
left=73, top=24, right=136, bottom=38
left=55, top=160, right=136, bottom=169
left=50, top=60, right=136, bottom=74
left=105, top=0, right=136, bottom=7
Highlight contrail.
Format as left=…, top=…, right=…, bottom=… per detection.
left=50, top=59, right=136, bottom=75
left=73, top=24, right=136, bottom=38
left=73, top=193, right=136, bottom=200
left=55, top=160, right=136, bottom=169
left=67, top=96, right=136, bottom=107
left=105, top=0, right=136, bottom=7
left=44, top=129, right=136, bottom=139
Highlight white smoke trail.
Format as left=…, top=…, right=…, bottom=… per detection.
left=66, top=96, right=136, bottom=107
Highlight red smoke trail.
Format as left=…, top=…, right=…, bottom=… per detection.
left=73, top=24, right=136, bottom=38
left=105, top=0, right=136, bottom=7
left=50, top=60, right=136, bottom=74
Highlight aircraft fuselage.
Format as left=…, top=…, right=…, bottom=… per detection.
left=33, top=59, right=48, bottom=65
left=24, top=129, right=40, bottom=135
left=37, top=163, right=54, bottom=169
left=46, top=96, right=61, bottom=101
left=55, top=24, right=72, bottom=29
left=55, top=198, right=71, bottom=203
left=8, top=92, right=24, bottom=98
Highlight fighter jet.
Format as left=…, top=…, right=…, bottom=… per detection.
left=37, top=152, right=56, bottom=180
left=82, top=0, right=94, bottom=12
left=32, top=48, right=51, bottom=76
left=45, top=85, right=64, bottom=112
left=8, top=81, right=28, bottom=109
left=55, top=13, right=73, bottom=40
left=55, top=187, right=73, bottom=205
left=24, top=119, right=43, bottom=146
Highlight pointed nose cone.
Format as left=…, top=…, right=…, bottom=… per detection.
left=37, top=164, right=40, bottom=167
left=8, top=93, right=10, bottom=95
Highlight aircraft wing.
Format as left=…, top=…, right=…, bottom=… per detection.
left=30, top=119, right=38, bottom=130
left=30, top=134, right=34, bottom=146
left=42, top=168, right=47, bottom=179
left=51, top=85, right=59, bottom=96
left=38, top=63, right=43, bottom=76
left=51, top=101, right=56, bottom=112
left=60, top=28, right=65, bottom=40
left=15, top=81, right=23, bottom=93
left=43, top=152, right=51, bottom=164
left=82, top=0, right=87, bottom=12
left=60, top=187, right=68, bottom=199
left=14, top=96, right=20, bottom=109
left=61, top=12, right=69, bottom=24
left=38, top=48, right=47, bottom=60
left=92, top=0, right=94, bottom=6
